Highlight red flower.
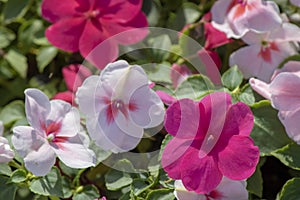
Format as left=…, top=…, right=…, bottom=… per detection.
left=42, top=0, right=148, bottom=69
left=53, top=64, right=92, bottom=105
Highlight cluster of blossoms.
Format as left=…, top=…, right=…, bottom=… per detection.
left=3, top=0, right=300, bottom=199
left=211, top=0, right=300, bottom=81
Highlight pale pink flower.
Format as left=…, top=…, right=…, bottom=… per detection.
left=230, top=23, right=300, bottom=81
left=290, top=0, right=300, bottom=7
left=250, top=61, right=300, bottom=143
left=0, top=121, right=14, bottom=163
left=170, top=64, right=192, bottom=89
left=211, top=0, right=282, bottom=38
left=162, top=92, right=259, bottom=193
left=12, top=89, right=96, bottom=176
left=76, top=60, right=165, bottom=153
left=174, top=177, right=248, bottom=200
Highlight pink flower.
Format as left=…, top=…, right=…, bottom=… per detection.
left=290, top=0, right=300, bottom=7
left=41, top=0, right=148, bottom=69
left=12, top=89, right=96, bottom=176
left=0, top=121, right=14, bottom=163
left=211, top=0, right=282, bottom=38
left=76, top=60, right=165, bottom=153
left=202, top=12, right=232, bottom=50
left=174, top=177, right=248, bottom=200
left=53, top=64, right=92, bottom=105
left=230, top=23, right=300, bottom=81
left=162, top=92, right=259, bottom=193
left=250, top=61, right=300, bottom=143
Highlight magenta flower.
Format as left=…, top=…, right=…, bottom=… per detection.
left=12, top=89, right=96, bottom=176
left=76, top=60, right=165, bottom=153
left=53, top=64, right=92, bottom=105
left=162, top=92, right=259, bottom=193
left=174, top=177, right=248, bottom=200
left=250, top=61, right=300, bottom=143
left=211, top=0, right=282, bottom=38
left=0, top=121, right=14, bottom=163
left=170, top=64, right=192, bottom=89
left=230, top=23, right=300, bottom=81
left=41, top=0, right=148, bottom=69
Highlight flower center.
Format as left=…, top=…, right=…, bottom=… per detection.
left=84, top=9, right=100, bottom=19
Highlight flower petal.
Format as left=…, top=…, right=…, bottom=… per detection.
left=161, top=138, right=194, bottom=179
left=62, top=64, right=92, bottom=92
left=25, top=89, right=50, bottom=134
left=12, top=126, right=45, bottom=158
left=155, top=90, right=176, bottom=106
left=218, top=135, right=259, bottom=180
left=24, top=143, right=56, bottom=176
left=80, top=20, right=118, bottom=69
left=102, top=0, right=143, bottom=23
left=58, top=107, right=81, bottom=138
left=174, top=180, right=207, bottom=200
left=47, top=100, right=71, bottom=122
left=102, top=12, right=148, bottom=45
left=0, top=137, right=14, bottom=163
left=76, top=75, right=107, bottom=117
left=129, top=86, right=165, bottom=128
left=164, top=99, right=200, bottom=139
left=41, top=0, right=82, bottom=23
left=270, top=73, right=300, bottom=111
left=249, top=78, right=271, bottom=100
left=86, top=108, right=143, bottom=153
left=45, top=17, right=86, bottom=52
left=197, top=92, right=231, bottom=158
left=52, top=91, right=74, bottom=105
left=278, top=109, right=300, bottom=144
left=51, top=134, right=96, bottom=168
left=216, top=177, right=248, bottom=200
left=229, top=45, right=263, bottom=80
left=180, top=149, right=222, bottom=194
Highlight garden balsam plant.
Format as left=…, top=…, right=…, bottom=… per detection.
left=1, top=0, right=300, bottom=199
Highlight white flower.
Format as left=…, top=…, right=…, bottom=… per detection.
left=12, top=89, right=96, bottom=176
left=76, top=60, right=165, bottom=153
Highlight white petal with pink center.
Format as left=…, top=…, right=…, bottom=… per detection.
left=12, top=89, right=96, bottom=176
left=76, top=60, right=165, bottom=153
left=230, top=23, right=300, bottom=81
left=211, top=0, right=282, bottom=38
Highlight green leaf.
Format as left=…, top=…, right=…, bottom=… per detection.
left=148, top=34, right=172, bottom=62
left=29, top=167, right=64, bottom=197
left=221, top=66, right=243, bottom=90
left=0, top=27, right=16, bottom=48
left=18, top=20, right=45, bottom=52
left=146, top=189, right=175, bottom=200
left=10, top=169, right=27, bottom=183
left=131, top=179, right=151, bottom=196
left=143, top=62, right=172, bottom=83
left=0, top=100, right=25, bottom=126
left=175, top=74, right=214, bottom=100
left=167, top=2, right=201, bottom=30
left=142, top=0, right=161, bottom=27
left=251, top=102, right=292, bottom=156
left=0, top=176, right=17, bottom=199
left=105, top=171, right=133, bottom=191
left=4, top=49, right=28, bottom=78
left=36, top=47, right=58, bottom=73
left=0, top=163, right=12, bottom=176
left=239, top=84, right=255, bottom=105
left=105, top=160, right=136, bottom=191
left=277, top=178, right=300, bottom=200
left=3, top=0, right=30, bottom=23
left=272, top=143, right=300, bottom=170
left=247, top=158, right=265, bottom=198
left=73, top=185, right=100, bottom=200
